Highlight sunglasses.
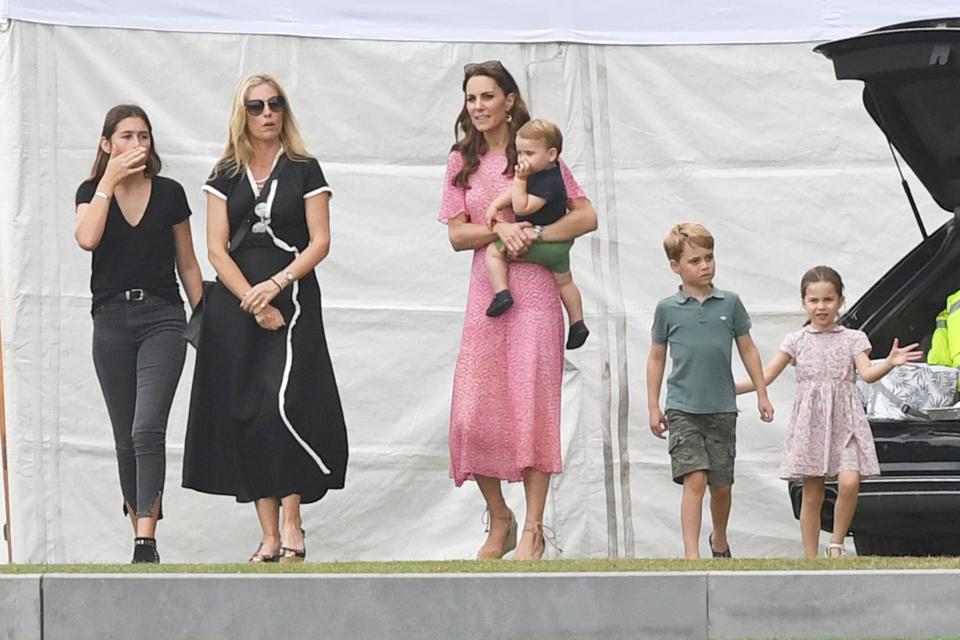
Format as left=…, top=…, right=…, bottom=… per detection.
left=463, top=60, right=519, bottom=92
left=245, top=95, right=286, bottom=116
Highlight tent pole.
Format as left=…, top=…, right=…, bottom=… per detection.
left=0, top=321, right=12, bottom=563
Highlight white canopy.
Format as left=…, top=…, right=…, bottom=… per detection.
left=2, top=1, right=959, bottom=44
left=0, top=4, right=952, bottom=563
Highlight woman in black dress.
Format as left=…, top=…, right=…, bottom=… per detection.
left=183, top=74, right=348, bottom=562
left=75, top=105, right=204, bottom=563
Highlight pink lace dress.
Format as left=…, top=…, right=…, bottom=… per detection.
left=779, top=326, right=881, bottom=480
left=438, top=151, right=586, bottom=486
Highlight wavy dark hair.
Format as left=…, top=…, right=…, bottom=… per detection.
left=451, top=61, right=531, bottom=188
left=88, top=105, right=161, bottom=181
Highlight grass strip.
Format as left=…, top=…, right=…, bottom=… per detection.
left=3, top=557, right=960, bottom=574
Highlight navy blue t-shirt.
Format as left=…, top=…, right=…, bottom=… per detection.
left=517, top=164, right=567, bottom=226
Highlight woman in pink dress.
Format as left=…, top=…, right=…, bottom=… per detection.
left=438, top=61, right=597, bottom=560
left=737, top=266, right=921, bottom=558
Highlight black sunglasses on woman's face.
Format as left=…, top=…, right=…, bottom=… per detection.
left=463, top=60, right=519, bottom=93
left=245, top=95, right=286, bottom=116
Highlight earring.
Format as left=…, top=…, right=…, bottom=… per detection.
left=506, top=113, right=513, bottom=123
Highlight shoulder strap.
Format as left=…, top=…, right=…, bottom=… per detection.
left=228, top=154, right=290, bottom=254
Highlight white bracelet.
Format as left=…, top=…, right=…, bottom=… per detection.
left=94, top=191, right=110, bottom=201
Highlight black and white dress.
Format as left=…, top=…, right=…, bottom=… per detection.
left=182, top=152, right=348, bottom=504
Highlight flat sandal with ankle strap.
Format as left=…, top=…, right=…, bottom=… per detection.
left=825, top=542, right=844, bottom=558
left=477, top=510, right=517, bottom=560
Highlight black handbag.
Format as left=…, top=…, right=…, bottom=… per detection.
left=183, top=157, right=289, bottom=349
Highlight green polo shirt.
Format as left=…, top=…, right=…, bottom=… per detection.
left=651, top=286, right=751, bottom=414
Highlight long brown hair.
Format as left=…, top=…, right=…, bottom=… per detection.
left=452, top=62, right=531, bottom=188
left=212, top=74, right=312, bottom=179
left=87, top=105, right=162, bottom=181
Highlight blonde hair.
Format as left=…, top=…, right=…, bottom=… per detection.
left=663, top=222, right=714, bottom=261
left=213, top=74, right=312, bottom=178
left=516, top=118, right=563, bottom=155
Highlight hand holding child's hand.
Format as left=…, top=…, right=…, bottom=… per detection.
left=758, top=397, right=775, bottom=423
left=885, top=338, right=923, bottom=367
left=649, top=407, right=668, bottom=439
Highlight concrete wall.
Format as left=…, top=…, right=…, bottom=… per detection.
left=3, top=570, right=959, bottom=639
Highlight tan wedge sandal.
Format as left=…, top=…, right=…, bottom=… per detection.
left=476, top=510, right=518, bottom=560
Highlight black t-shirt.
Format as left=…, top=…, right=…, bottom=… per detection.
left=75, top=176, right=191, bottom=312
left=517, top=163, right=567, bottom=226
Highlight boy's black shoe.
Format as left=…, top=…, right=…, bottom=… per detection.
left=709, top=533, right=731, bottom=558
left=132, top=537, right=160, bottom=564
left=486, top=290, right=514, bottom=317
left=566, top=321, right=590, bottom=350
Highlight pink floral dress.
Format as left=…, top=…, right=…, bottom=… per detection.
left=438, top=150, right=586, bottom=486
left=779, top=326, right=881, bottom=480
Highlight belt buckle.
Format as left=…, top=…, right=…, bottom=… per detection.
left=125, top=288, right=145, bottom=301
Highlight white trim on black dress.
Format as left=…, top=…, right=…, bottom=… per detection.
left=251, top=169, right=333, bottom=476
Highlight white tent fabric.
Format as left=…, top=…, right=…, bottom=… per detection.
left=2, top=0, right=959, bottom=44
left=0, top=16, right=948, bottom=563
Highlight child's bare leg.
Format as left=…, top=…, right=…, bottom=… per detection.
left=485, top=243, right=514, bottom=317
left=556, top=270, right=590, bottom=349
left=554, top=271, right=583, bottom=324
left=485, top=243, right=510, bottom=293
left=681, top=470, right=708, bottom=559
left=830, top=471, right=860, bottom=557
left=708, top=484, right=732, bottom=553
left=800, top=477, right=825, bottom=558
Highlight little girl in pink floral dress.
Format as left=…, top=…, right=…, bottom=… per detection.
left=737, top=266, right=922, bottom=558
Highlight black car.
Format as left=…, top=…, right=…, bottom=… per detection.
left=789, top=18, right=960, bottom=556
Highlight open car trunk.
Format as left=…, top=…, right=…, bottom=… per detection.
left=800, top=18, right=960, bottom=555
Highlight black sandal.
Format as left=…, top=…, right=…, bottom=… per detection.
left=279, top=528, right=307, bottom=564
left=279, top=547, right=306, bottom=564
left=249, top=542, right=280, bottom=563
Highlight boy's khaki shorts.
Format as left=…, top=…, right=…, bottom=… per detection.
left=666, top=409, right=737, bottom=486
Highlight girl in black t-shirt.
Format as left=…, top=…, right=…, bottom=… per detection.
left=75, top=105, right=203, bottom=563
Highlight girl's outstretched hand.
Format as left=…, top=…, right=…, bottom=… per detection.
left=886, top=338, right=923, bottom=367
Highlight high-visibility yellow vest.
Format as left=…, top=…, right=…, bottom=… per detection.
left=928, top=290, right=960, bottom=367
left=929, top=309, right=950, bottom=366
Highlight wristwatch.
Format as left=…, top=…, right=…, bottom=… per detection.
left=532, top=225, right=544, bottom=240
left=283, top=270, right=295, bottom=286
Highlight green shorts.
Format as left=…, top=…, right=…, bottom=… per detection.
left=666, top=409, right=737, bottom=486
left=495, top=239, right=573, bottom=274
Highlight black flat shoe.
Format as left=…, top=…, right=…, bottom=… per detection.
left=249, top=542, right=280, bottom=563
left=566, top=321, right=590, bottom=350
left=132, top=537, right=160, bottom=564
left=709, top=533, right=731, bottom=558
left=486, top=290, right=514, bottom=317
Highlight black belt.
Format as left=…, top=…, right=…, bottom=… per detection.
left=112, top=288, right=147, bottom=302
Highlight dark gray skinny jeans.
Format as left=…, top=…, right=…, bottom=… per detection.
left=92, top=296, right=186, bottom=518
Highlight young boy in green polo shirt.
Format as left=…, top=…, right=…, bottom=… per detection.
left=646, top=222, right=774, bottom=559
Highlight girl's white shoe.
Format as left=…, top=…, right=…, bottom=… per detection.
left=825, top=542, right=845, bottom=558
